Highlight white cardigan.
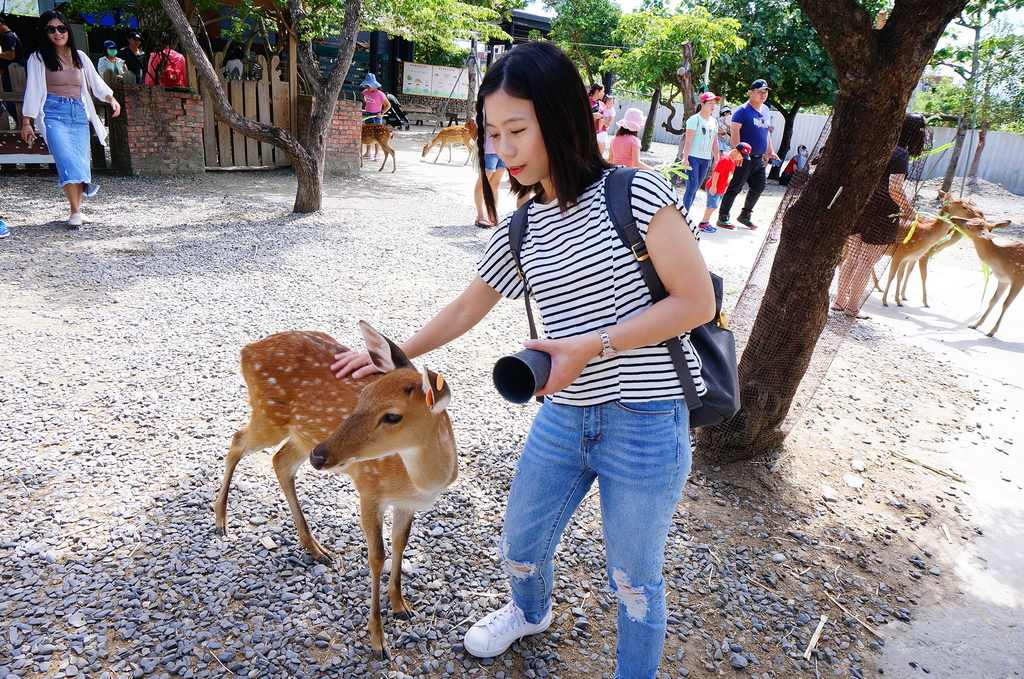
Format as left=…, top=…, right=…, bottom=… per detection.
left=22, top=50, right=115, bottom=146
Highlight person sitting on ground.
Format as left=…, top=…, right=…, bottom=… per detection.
left=779, top=145, right=808, bottom=185
left=96, top=40, right=125, bottom=84
left=695, top=142, right=751, bottom=233
left=608, top=108, right=654, bottom=170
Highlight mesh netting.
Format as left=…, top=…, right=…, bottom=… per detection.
left=719, top=116, right=933, bottom=435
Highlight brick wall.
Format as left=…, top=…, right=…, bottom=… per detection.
left=296, top=94, right=361, bottom=177
left=108, top=85, right=205, bottom=176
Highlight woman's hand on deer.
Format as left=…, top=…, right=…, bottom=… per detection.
left=331, top=350, right=380, bottom=379
left=523, top=334, right=601, bottom=396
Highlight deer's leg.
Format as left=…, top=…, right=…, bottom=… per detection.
left=881, top=257, right=903, bottom=307
left=388, top=507, right=416, bottom=621
left=273, top=440, right=332, bottom=564
left=433, top=143, right=443, bottom=163
left=360, top=500, right=389, bottom=659
left=970, top=278, right=1008, bottom=331
left=215, top=423, right=284, bottom=535
left=896, top=259, right=913, bottom=304
left=984, top=279, right=1021, bottom=337
left=917, top=256, right=931, bottom=307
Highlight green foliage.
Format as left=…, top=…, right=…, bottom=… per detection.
left=601, top=7, right=745, bottom=95
left=545, top=0, right=622, bottom=83
left=921, top=28, right=1024, bottom=131
left=415, top=43, right=470, bottom=68
left=703, top=0, right=836, bottom=110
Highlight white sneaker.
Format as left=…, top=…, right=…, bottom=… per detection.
left=68, top=213, right=83, bottom=228
left=463, top=601, right=553, bottom=658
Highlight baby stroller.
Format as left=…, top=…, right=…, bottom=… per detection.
left=385, top=93, right=411, bottom=131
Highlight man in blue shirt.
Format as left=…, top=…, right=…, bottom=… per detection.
left=716, top=79, right=780, bottom=230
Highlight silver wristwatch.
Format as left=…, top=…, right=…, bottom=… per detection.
left=598, top=328, right=617, bottom=359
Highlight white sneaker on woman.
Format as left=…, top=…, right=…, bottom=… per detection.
left=463, top=601, right=553, bottom=658
left=68, top=213, right=83, bottom=228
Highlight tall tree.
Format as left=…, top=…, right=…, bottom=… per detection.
left=929, top=2, right=1024, bottom=191
left=699, top=0, right=968, bottom=463
left=544, top=0, right=622, bottom=85
left=705, top=0, right=837, bottom=171
left=601, top=7, right=744, bottom=150
left=153, top=0, right=503, bottom=213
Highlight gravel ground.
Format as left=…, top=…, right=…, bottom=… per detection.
left=0, top=134, right=1011, bottom=679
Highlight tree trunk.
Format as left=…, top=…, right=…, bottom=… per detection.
left=679, top=42, right=694, bottom=117
left=698, top=0, right=969, bottom=463
left=641, top=84, right=661, bottom=152
left=940, top=114, right=969, bottom=194
left=769, top=101, right=801, bottom=181
left=966, top=119, right=989, bottom=190
left=159, top=0, right=362, bottom=213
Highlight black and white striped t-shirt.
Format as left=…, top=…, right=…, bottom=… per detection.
left=477, top=168, right=707, bottom=406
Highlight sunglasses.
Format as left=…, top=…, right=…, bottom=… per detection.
left=45, top=25, right=69, bottom=34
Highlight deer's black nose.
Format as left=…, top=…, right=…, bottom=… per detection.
left=310, top=444, right=327, bottom=470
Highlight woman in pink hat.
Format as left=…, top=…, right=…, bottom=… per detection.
left=608, top=107, right=653, bottom=170
left=678, top=92, right=722, bottom=214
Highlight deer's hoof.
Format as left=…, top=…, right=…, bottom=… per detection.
left=882, top=301, right=888, bottom=308
left=393, top=609, right=414, bottom=621
left=214, top=526, right=227, bottom=536
left=371, top=645, right=391, bottom=661
left=969, top=323, right=979, bottom=330
left=986, top=331, right=995, bottom=337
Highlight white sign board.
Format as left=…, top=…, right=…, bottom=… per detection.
left=401, top=62, right=467, bottom=100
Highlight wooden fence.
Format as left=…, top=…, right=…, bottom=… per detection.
left=194, top=52, right=293, bottom=170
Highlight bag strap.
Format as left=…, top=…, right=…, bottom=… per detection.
left=508, top=197, right=544, bottom=405
left=603, top=168, right=702, bottom=411
left=508, top=197, right=539, bottom=341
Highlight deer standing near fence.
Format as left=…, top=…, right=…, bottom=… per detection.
left=949, top=216, right=1021, bottom=337
left=881, top=191, right=986, bottom=308
left=361, top=124, right=397, bottom=173
left=422, top=119, right=476, bottom=164
left=214, top=323, right=457, bottom=658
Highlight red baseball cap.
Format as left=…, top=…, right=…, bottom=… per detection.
left=699, top=92, right=721, bottom=103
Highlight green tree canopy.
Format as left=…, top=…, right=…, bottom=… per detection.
left=704, top=0, right=838, bottom=162
left=602, top=7, right=744, bottom=95
left=545, top=0, right=622, bottom=85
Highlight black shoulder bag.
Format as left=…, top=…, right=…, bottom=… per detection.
left=507, top=168, right=740, bottom=428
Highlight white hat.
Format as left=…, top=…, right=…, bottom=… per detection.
left=616, top=108, right=646, bottom=132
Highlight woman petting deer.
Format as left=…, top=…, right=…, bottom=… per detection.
left=833, top=113, right=927, bottom=318
left=332, top=41, right=715, bottom=676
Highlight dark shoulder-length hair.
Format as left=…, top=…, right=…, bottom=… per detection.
left=476, top=41, right=610, bottom=219
left=37, top=10, right=83, bottom=71
left=899, top=112, right=927, bottom=158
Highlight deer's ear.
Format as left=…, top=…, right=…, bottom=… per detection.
left=994, top=220, right=1011, bottom=230
left=359, top=320, right=412, bottom=373
left=419, top=366, right=451, bottom=413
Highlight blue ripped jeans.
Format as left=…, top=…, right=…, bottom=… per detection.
left=501, top=398, right=691, bottom=679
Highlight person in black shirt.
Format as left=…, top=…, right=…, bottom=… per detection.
left=0, top=13, right=26, bottom=121
left=117, top=31, right=147, bottom=83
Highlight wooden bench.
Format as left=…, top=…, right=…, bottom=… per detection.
left=402, top=106, right=437, bottom=126
left=0, top=130, right=54, bottom=163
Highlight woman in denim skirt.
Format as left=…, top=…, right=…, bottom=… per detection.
left=332, top=41, right=715, bottom=678
left=20, top=10, right=121, bottom=229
